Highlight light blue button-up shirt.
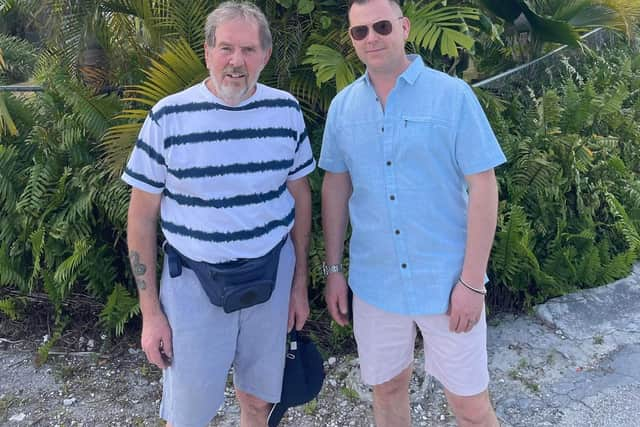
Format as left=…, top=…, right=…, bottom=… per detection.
left=319, top=55, right=506, bottom=315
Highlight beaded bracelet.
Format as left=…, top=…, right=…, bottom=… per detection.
left=458, top=278, right=487, bottom=296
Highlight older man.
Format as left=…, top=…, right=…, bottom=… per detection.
left=320, top=0, right=505, bottom=426
left=123, top=2, right=315, bottom=426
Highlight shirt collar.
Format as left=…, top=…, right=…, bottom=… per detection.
left=362, top=54, right=424, bottom=87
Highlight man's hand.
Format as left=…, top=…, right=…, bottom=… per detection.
left=448, top=282, right=484, bottom=333
left=141, top=311, right=173, bottom=369
left=324, top=273, right=349, bottom=326
left=288, top=274, right=310, bottom=332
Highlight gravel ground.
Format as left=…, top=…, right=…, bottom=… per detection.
left=0, top=335, right=456, bottom=427
left=3, top=266, right=639, bottom=426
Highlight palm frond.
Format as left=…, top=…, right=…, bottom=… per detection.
left=404, top=1, right=480, bottom=57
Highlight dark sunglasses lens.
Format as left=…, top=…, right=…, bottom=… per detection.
left=350, top=25, right=368, bottom=40
left=373, top=20, right=393, bottom=36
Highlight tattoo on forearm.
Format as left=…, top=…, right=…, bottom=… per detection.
left=129, top=251, right=148, bottom=290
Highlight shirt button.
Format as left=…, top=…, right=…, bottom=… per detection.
left=401, top=263, right=407, bottom=269
left=395, top=229, right=400, bottom=235
left=386, top=161, right=392, bottom=166
left=390, top=195, right=395, bottom=201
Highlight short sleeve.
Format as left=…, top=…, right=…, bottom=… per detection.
left=454, top=83, right=506, bottom=175
left=121, top=114, right=167, bottom=193
left=318, top=101, right=348, bottom=173
left=288, top=107, right=316, bottom=180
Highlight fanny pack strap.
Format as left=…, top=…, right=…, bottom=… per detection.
left=163, top=238, right=287, bottom=278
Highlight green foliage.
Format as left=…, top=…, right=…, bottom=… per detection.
left=0, top=297, right=18, bottom=320
left=0, top=34, right=38, bottom=83
left=404, top=1, right=480, bottom=57
left=35, top=317, right=67, bottom=366
left=99, top=283, right=140, bottom=336
left=487, top=45, right=640, bottom=310
left=0, top=54, right=132, bottom=337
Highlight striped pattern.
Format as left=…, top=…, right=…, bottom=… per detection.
left=164, top=127, right=297, bottom=148
left=168, top=160, right=293, bottom=179
left=122, top=81, right=315, bottom=262
left=163, top=182, right=287, bottom=208
left=150, top=98, right=301, bottom=122
left=124, top=167, right=163, bottom=189
left=135, top=139, right=165, bottom=165
left=161, top=209, right=295, bottom=242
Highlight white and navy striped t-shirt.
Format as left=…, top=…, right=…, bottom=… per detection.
left=122, top=81, right=316, bottom=263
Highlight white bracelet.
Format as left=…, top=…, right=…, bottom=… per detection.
left=458, top=278, right=487, bottom=296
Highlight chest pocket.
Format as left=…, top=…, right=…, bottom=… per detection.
left=396, top=115, right=454, bottom=190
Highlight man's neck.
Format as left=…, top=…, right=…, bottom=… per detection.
left=367, top=56, right=411, bottom=107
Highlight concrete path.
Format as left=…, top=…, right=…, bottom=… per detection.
left=488, top=263, right=640, bottom=426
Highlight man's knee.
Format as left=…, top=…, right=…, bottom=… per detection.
left=236, top=389, right=271, bottom=414
left=445, top=389, right=497, bottom=426
left=372, top=366, right=412, bottom=403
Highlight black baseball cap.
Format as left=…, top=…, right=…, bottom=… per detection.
left=267, top=330, right=325, bottom=427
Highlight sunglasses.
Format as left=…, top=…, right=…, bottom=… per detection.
left=349, top=17, right=403, bottom=41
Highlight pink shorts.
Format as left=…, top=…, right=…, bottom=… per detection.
left=353, top=294, right=489, bottom=397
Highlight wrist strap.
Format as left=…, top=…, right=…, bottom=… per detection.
left=458, top=278, right=487, bottom=296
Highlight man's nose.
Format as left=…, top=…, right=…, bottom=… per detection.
left=228, top=50, right=244, bottom=66
left=364, top=26, right=379, bottom=43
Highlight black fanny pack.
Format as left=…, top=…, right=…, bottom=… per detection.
left=164, top=239, right=286, bottom=313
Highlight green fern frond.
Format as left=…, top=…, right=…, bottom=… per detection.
left=0, top=145, right=21, bottom=208
left=0, top=33, right=38, bottom=83
left=93, top=171, right=130, bottom=229
left=53, top=238, right=91, bottom=289
left=81, top=244, right=120, bottom=299
left=0, top=93, right=18, bottom=136
left=99, top=283, right=140, bottom=336
left=491, top=204, right=540, bottom=288
left=605, top=192, right=640, bottom=251
left=0, top=243, right=27, bottom=289
left=303, top=44, right=361, bottom=91
left=28, top=225, right=46, bottom=292
left=0, top=297, right=19, bottom=320
left=600, top=250, right=635, bottom=284
left=404, top=1, right=480, bottom=57
left=164, top=0, right=211, bottom=57
left=16, top=161, right=58, bottom=219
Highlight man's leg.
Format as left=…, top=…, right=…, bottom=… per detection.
left=233, top=238, right=295, bottom=426
left=444, top=389, right=499, bottom=427
left=417, top=307, right=495, bottom=427
left=158, top=260, right=236, bottom=427
left=352, top=295, right=416, bottom=427
left=371, top=365, right=412, bottom=427
left=236, top=389, right=271, bottom=427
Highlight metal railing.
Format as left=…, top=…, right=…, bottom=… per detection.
left=0, top=85, right=43, bottom=92
left=472, top=28, right=617, bottom=90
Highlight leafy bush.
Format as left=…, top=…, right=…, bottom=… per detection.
left=486, top=46, right=640, bottom=310
left=0, top=34, right=38, bottom=84
left=0, top=56, right=137, bottom=351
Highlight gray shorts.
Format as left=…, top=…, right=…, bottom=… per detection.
left=158, top=238, right=294, bottom=427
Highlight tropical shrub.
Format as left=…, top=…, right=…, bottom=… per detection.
left=486, top=46, right=640, bottom=310
left=0, top=54, right=137, bottom=348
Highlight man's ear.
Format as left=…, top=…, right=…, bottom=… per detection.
left=263, top=47, right=273, bottom=66
left=402, top=17, right=411, bottom=40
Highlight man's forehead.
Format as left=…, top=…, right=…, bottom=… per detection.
left=349, top=0, right=401, bottom=23
left=215, top=18, right=260, bottom=43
